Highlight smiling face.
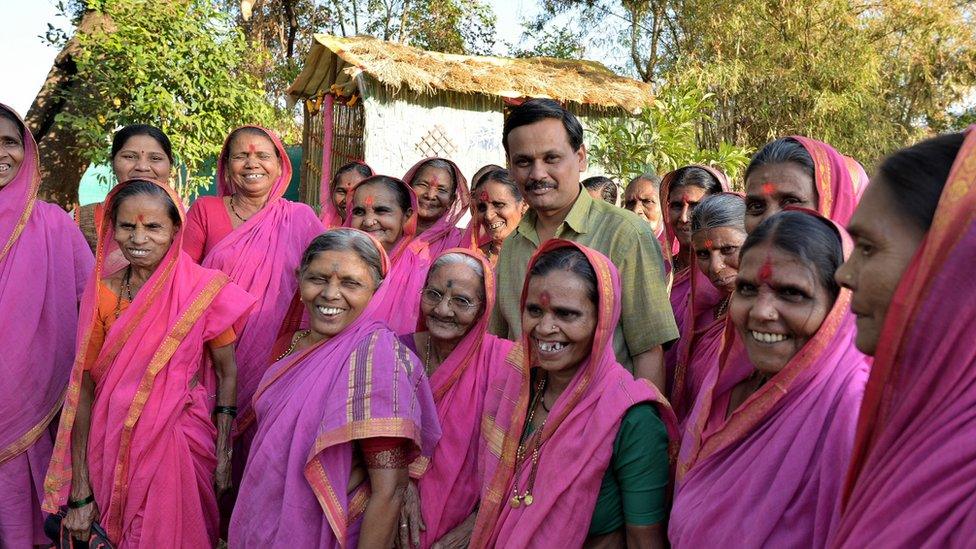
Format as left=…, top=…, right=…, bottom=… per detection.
left=112, top=135, right=172, bottom=184
left=835, top=180, right=925, bottom=356
left=0, top=117, right=25, bottom=189
left=476, top=180, right=526, bottom=244
left=226, top=132, right=281, bottom=199
left=113, top=193, right=179, bottom=271
left=507, top=118, right=587, bottom=217
left=744, top=162, right=818, bottom=233
left=522, top=269, right=597, bottom=375
left=731, top=242, right=833, bottom=375
left=667, top=185, right=708, bottom=247
left=421, top=262, right=484, bottom=347
left=411, top=165, right=456, bottom=224
left=300, top=249, right=377, bottom=341
left=624, top=178, right=662, bottom=230
left=332, top=170, right=369, bottom=219
left=693, top=226, right=747, bottom=295
left=349, top=183, right=411, bottom=252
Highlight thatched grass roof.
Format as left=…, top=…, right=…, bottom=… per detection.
left=287, top=34, right=653, bottom=113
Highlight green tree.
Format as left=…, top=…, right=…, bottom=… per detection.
left=52, top=0, right=279, bottom=197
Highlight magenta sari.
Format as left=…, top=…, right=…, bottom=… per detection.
left=669, top=212, right=870, bottom=548
left=43, top=180, right=255, bottom=547
left=0, top=105, right=93, bottom=546
left=832, top=128, right=976, bottom=546
left=471, top=240, right=679, bottom=548
left=201, top=126, right=323, bottom=447
left=659, top=166, right=731, bottom=389
left=791, top=136, right=867, bottom=226
left=229, top=228, right=440, bottom=547
left=411, top=249, right=514, bottom=547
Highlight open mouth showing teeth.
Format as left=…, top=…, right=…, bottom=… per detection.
left=751, top=331, right=789, bottom=343
left=488, top=221, right=505, bottom=230
left=317, top=306, right=344, bottom=317
left=244, top=174, right=264, bottom=180
left=128, top=249, right=150, bottom=257
left=538, top=341, right=567, bottom=352
left=0, top=165, right=9, bottom=173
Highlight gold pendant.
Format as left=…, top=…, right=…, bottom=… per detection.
left=509, top=495, right=521, bottom=508
left=523, top=494, right=534, bottom=506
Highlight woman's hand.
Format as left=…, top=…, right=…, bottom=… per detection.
left=397, top=480, right=425, bottom=548
left=214, top=450, right=233, bottom=497
left=431, top=512, right=476, bottom=549
left=64, top=499, right=99, bottom=541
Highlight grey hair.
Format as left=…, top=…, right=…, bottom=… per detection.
left=413, top=158, right=458, bottom=190
left=626, top=173, right=662, bottom=192
left=691, top=193, right=747, bottom=234
left=298, top=228, right=385, bottom=288
left=426, top=252, right=485, bottom=297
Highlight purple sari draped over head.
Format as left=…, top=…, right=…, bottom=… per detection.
left=669, top=211, right=870, bottom=548
left=791, top=136, right=867, bottom=226
left=832, top=127, right=976, bottom=546
left=229, top=228, right=441, bottom=547
left=0, top=104, right=92, bottom=546
left=659, top=166, right=731, bottom=389
left=43, top=179, right=255, bottom=547
left=202, top=126, right=323, bottom=446
left=471, top=240, right=679, bottom=549
left=413, top=248, right=513, bottom=547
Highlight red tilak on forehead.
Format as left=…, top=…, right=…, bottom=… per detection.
left=704, top=238, right=714, bottom=250
left=247, top=143, right=256, bottom=154
left=762, top=182, right=776, bottom=196
left=364, top=194, right=375, bottom=207
left=137, top=214, right=145, bottom=223
left=479, top=190, right=489, bottom=202
left=540, top=291, right=551, bottom=308
left=759, top=256, right=774, bottom=282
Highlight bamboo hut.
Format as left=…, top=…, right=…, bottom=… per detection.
left=287, top=34, right=654, bottom=208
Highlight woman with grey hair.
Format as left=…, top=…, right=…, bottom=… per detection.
left=670, top=193, right=747, bottom=423
left=230, top=228, right=441, bottom=547
left=396, top=248, right=516, bottom=548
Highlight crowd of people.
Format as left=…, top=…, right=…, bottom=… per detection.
left=0, top=96, right=974, bottom=548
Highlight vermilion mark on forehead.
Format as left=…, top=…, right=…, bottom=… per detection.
left=137, top=214, right=145, bottom=223
left=479, top=190, right=489, bottom=202
left=540, top=291, right=551, bottom=308
left=759, top=256, right=774, bottom=282
left=247, top=143, right=256, bottom=154
left=762, top=182, right=776, bottom=196
left=704, top=239, right=714, bottom=250
left=364, top=194, right=375, bottom=207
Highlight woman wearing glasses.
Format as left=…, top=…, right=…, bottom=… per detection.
left=397, top=249, right=515, bottom=548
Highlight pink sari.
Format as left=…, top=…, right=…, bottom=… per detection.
left=659, top=166, right=731, bottom=389
left=471, top=240, right=679, bottom=548
left=669, top=212, right=870, bottom=548
left=832, top=128, right=976, bottom=546
left=0, top=105, right=93, bottom=546
left=412, top=248, right=514, bottom=547
left=229, top=228, right=440, bottom=547
left=203, top=126, right=323, bottom=445
left=791, top=136, right=867, bottom=226
left=43, top=180, right=255, bottom=547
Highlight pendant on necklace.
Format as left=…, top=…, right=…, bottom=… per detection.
left=510, top=495, right=521, bottom=508
left=523, top=494, right=534, bottom=506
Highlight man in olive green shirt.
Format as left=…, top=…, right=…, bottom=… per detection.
left=489, top=99, right=678, bottom=388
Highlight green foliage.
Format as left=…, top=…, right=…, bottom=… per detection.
left=53, top=0, right=280, bottom=197
left=588, top=84, right=751, bottom=187
left=510, top=23, right=586, bottom=59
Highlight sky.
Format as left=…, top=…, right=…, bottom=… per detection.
left=0, top=0, right=533, bottom=116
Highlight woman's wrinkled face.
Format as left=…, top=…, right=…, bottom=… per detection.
left=835, top=181, right=925, bottom=356
left=349, top=183, right=411, bottom=252
left=227, top=133, right=281, bottom=198
left=744, top=162, right=818, bottom=233
left=476, top=180, right=527, bottom=244
left=667, top=186, right=707, bottom=247
left=522, top=269, right=597, bottom=374
left=421, top=262, right=484, bottom=346
left=112, top=135, right=172, bottom=184
left=731, top=242, right=833, bottom=375
left=332, top=170, right=369, bottom=219
left=693, top=226, right=747, bottom=294
left=300, top=249, right=377, bottom=340
left=113, top=193, right=178, bottom=271
left=624, top=179, right=662, bottom=230
left=411, top=166, right=456, bottom=223
left=0, top=117, right=25, bottom=189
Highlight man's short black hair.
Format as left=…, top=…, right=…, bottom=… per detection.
left=503, top=99, right=584, bottom=154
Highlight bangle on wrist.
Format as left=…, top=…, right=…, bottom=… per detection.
left=68, top=493, right=95, bottom=509
left=214, top=405, right=238, bottom=418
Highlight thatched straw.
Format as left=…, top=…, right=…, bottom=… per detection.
left=287, top=34, right=653, bottom=113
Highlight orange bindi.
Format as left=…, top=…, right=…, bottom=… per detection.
left=704, top=239, right=714, bottom=250
left=759, top=256, right=773, bottom=282
left=364, top=195, right=375, bottom=208
left=762, top=182, right=776, bottom=196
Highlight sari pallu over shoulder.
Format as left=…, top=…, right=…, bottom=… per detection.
left=229, top=228, right=441, bottom=548
left=669, top=212, right=869, bottom=548
left=415, top=248, right=513, bottom=548
left=471, top=240, right=679, bottom=549
left=0, top=104, right=93, bottom=545
left=43, top=179, right=255, bottom=546
left=204, top=125, right=323, bottom=441
left=832, top=128, right=976, bottom=546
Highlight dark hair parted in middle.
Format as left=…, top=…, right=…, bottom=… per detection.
left=741, top=210, right=844, bottom=300
left=744, top=137, right=815, bottom=183
left=0, top=105, right=27, bottom=139
left=528, top=246, right=598, bottom=306
left=669, top=166, right=724, bottom=196
left=354, top=175, right=413, bottom=214
left=475, top=169, right=523, bottom=202
left=876, top=132, right=965, bottom=232
left=111, top=124, right=174, bottom=164
left=503, top=98, right=584, bottom=154
left=222, top=127, right=280, bottom=163
left=108, top=179, right=181, bottom=227
left=333, top=161, right=373, bottom=184
left=298, top=229, right=385, bottom=288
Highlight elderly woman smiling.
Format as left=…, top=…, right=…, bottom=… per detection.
left=229, top=228, right=440, bottom=548
left=471, top=169, right=527, bottom=266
